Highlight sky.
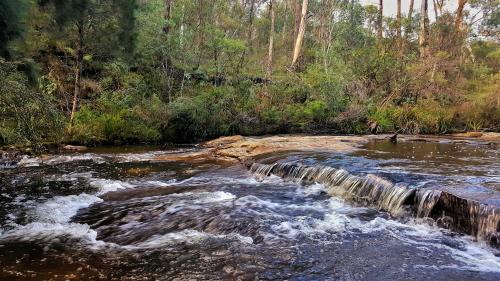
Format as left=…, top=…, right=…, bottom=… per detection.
left=359, top=0, right=460, bottom=21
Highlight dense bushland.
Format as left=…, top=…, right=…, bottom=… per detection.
left=0, top=0, right=498, bottom=146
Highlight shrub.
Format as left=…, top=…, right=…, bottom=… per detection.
left=0, top=59, right=64, bottom=146
left=69, top=92, right=168, bottom=144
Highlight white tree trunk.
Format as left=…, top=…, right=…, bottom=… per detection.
left=266, top=0, right=275, bottom=78
left=291, top=0, right=308, bottom=68
left=70, top=22, right=84, bottom=124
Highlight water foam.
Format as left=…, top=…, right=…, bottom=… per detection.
left=0, top=177, right=138, bottom=246
left=265, top=194, right=500, bottom=273
left=16, top=149, right=195, bottom=167
left=31, top=194, right=103, bottom=223
left=0, top=222, right=105, bottom=247
left=250, top=162, right=500, bottom=246
left=89, top=179, right=136, bottom=195
left=126, top=229, right=253, bottom=249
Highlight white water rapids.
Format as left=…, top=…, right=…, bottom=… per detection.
left=0, top=143, right=499, bottom=280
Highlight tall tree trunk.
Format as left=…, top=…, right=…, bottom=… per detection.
left=282, top=0, right=288, bottom=41
left=319, top=0, right=333, bottom=74
left=266, top=0, right=275, bottom=78
left=70, top=22, right=84, bottom=124
left=433, top=0, right=438, bottom=20
left=291, top=0, right=308, bottom=68
left=292, top=0, right=301, bottom=49
left=455, top=0, right=467, bottom=30
left=236, top=0, right=256, bottom=75
left=247, top=0, right=256, bottom=53
left=405, top=0, right=414, bottom=38
left=163, top=0, right=174, bottom=101
left=163, top=0, right=173, bottom=34
left=377, top=0, right=383, bottom=43
left=436, top=0, right=444, bottom=15
left=419, top=0, right=430, bottom=58
left=397, top=0, right=402, bottom=49
left=179, top=3, right=185, bottom=48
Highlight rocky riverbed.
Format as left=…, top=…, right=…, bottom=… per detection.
left=0, top=134, right=499, bottom=280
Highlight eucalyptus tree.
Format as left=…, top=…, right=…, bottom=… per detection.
left=419, top=0, right=430, bottom=58
left=291, top=0, right=308, bottom=68
left=37, top=0, right=137, bottom=122
left=266, top=0, right=275, bottom=78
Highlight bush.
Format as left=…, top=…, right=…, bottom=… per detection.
left=69, top=92, right=168, bottom=144
left=165, top=85, right=246, bottom=142
left=0, top=59, right=64, bottom=146
left=371, top=99, right=454, bottom=135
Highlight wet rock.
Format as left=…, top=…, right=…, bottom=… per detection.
left=203, top=135, right=371, bottom=162
left=152, top=134, right=499, bottom=167
left=0, top=150, right=23, bottom=169
left=452, top=132, right=500, bottom=142
left=63, top=145, right=88, bottom=152
left=422, top=190, right=500, bottom=247
left=126, top=167, right=152, bottom=177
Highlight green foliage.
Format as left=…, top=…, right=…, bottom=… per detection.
left=1, top=0, right=500, bottom=147
left=0, top=59, right=64, bottom=145
left=0, top=0, right=29, bottom=57
left=370, top=100, right=454, bottom=135
left=70, top=92, right=168, bottom=144
left=165, top=85, right=247, bottom=142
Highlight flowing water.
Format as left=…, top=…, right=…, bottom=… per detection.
left=0, top=141, right=499, bottom=280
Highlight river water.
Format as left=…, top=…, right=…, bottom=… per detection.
left=0, top=141, right=499, bottom=280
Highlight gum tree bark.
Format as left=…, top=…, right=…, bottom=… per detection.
left=266, top=0, right=275, bottom=78
left=397, top=0, right=401, bottom=49
left=455, top=0, right=467, bottom=30
left=405, top=0, right=414, bottom=38
left=419, top=0, right=430, bottom=58
left=291, top=0, right=308, bottom=68
left=70, top=21, right=84, bottom=123
left=377, top=0, right=383, bottom=43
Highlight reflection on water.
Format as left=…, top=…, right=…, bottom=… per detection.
left=0, top=142, right=499, bottom=280
left=353, top=141, right=500, bottom=192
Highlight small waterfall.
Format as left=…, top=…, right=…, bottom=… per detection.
left=433, top=191, right=499, bottom=247
left=476, top=205, right=499, bottom=245
left=249, top=163, right=277, bottom=177
left=250, top=162, right=500, bottom=247
left=250, top=162, right=415, bottom=217
left=415, top=189, right=442, bottom=218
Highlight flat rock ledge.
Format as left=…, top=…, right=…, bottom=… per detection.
left=153, top=133, right=499, bottom=164
left=153, top=135, right=371, bottom=163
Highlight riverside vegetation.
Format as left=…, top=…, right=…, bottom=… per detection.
left=0, top=0, right=499, bottom=147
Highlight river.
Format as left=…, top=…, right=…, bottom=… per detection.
left=0, top=139, right=499, bottom=280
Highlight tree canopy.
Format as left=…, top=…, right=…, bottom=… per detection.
left=0, top=0, right=499, bottom=146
